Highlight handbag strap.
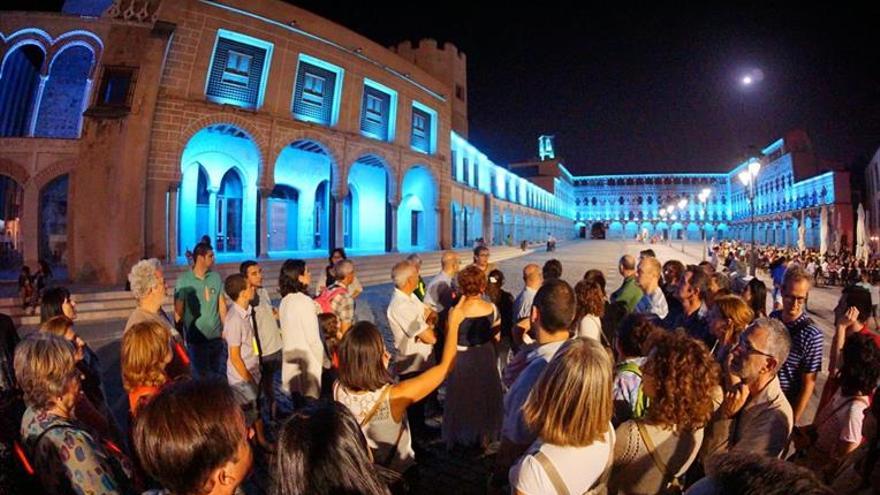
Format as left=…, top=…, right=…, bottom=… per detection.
left=636, top=422, right=684, bottom=482
left=359, top=385, right=391, bottom=427
left=534, top=450, right=571, bottom=495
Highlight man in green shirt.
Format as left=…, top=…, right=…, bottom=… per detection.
left=611, top=254, right=644, bottom=314
left=175, top=242, right=227, bottom=379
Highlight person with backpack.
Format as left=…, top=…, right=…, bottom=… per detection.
left=279, top=259, right=324, bottom=406
left=609, top=331, right=720, bottom=495
left=16, top=333, right=136, bottom=494
left=612, top=314, right=661, bottom=425
left=316, top=259, right=356, bottom=336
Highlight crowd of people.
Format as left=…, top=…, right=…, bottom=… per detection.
left=0, top=238, right=879, bottom=495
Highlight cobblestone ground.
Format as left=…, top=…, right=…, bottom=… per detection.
left=66, top=239, right=837, bottom=493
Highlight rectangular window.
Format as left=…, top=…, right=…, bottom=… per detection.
left=292, top=57, right=341, bottom=126
left=365, top=94, right=383, bottom=123
left=205, top=31, right=272, bottom=110
left=412, top=113, right=426, bottom=138
left=221, top=50, right=252, bottom=86
left=455, top=84, right=465, bottom=100
left=410, top=102, right=436, bottom=154
left=302, top=73, right=325, bottom=106
left=96, top=66, right=137, bottom=108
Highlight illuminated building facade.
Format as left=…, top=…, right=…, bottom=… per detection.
left=570, top=130, right=853, bottom=250
left=0, top=0, right=573, bottom=284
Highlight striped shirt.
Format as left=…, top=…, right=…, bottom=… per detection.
left=770, top=311, right=823, bottom=400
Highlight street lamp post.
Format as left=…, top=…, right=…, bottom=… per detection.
left=739, top=159, right=761, bottom=276
left=699, top=188, right=712, bottom=261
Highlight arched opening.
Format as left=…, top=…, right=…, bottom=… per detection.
left=590, top=222, right=605, bottom=239
left=347, top=155, right=390, bottom=252
left=343, top=187, right=355, bottom=248
left=314, top=180, right=330, bottom=250
left=216, top=169, right=243, bottom=252
left=35, top=45, right=94, bottom=138
left=0, top=174, right=24, bottom=271
left=273, top=140, right=335, bottom=253
left=39, top=174, right=69, bottom=268
left=0, top=44, right=45, bottom=137
left=398, top=165, right=437, bottom=250
left=268, top=185, right=298, bottom=252
left=179, top=125, right=260, bottom=260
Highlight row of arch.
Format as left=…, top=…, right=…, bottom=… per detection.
left=728, top=217, right=822, bottom=249
left=0, top=29, right=102, bottom=138
left=599, top=221, right=730, bottom=241
left=178, top=124, right=439, bottom=258
left=0, top=162, right=71, bottom=270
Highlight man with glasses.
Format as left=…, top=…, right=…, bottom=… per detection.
left=770, top=267, right=823, bottom=425
left=473, top=245, right=495, bottom=275
left=703, top=318, right=793, bottom=459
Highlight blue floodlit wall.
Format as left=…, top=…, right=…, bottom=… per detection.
left=34, top=45, right=93, bottom=138
left=292, top=55, right=342, bottom=126
left=398, top=165, right=437, bottom=250
left=347, top=160, right=388, bottom=252
left=272, top=144, right=333, bottom=252
left=450, top=132, right=573, bottom=220
left=179, top=126, right=260, bottom=257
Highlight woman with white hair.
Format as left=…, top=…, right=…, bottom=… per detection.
left=125, top=258, right=190, bottom=377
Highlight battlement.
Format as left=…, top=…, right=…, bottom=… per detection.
left=392, top=38, right=467, bottom=62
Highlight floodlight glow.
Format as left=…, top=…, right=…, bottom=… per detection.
left=742, top=75, right=753, bottom=85
left=748, top=159, right=761, bottom=177
left=739, top=170, right=751, bottom=186
left=677, top=199, right=688, bottom=209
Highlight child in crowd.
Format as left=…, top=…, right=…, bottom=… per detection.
left=612, top=314, right=660, bottom=425
left=223, top=273, right=270, bottom=449
left=319, top=312, right=340, bottom=398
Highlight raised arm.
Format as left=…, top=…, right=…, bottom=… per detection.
left=389, top=300, right=462, bottom=421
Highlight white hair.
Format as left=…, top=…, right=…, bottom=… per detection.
left=128, top=258, right=163, bottom=301
left=406, top=253, right=422, bottom=268
left=392, top=261, right=415, bottom=288
left=334, top=259, right=355, bottom=279
left=752, top=317, right=791, bottom=368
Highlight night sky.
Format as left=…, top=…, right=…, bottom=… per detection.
left=9, top=1, right=878, bottom=175
left=288, top=2, right=878, bottom=175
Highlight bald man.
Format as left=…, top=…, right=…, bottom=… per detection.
left=635, top=256, right=668, bottom=319
left=512, top=264, right=543, bottom=347
left=424, top=251, right=460, bottom=315
left=611, top=255, right=644, bottom=314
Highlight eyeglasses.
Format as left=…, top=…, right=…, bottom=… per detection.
left=735, top=335, right=775, bottom=359
left=782, top=293, right=807, bottom=304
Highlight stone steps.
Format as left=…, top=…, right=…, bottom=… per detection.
left=1, top=244, right=542, bottom=327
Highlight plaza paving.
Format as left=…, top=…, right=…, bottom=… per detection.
left=60, top=239, right=840, bottom=493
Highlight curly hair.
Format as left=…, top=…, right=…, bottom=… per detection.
left=128, top=258, right=163, bottom=301
left=122, top=321, right=171, bottom=392
left=457, top=265, right=486, bottom=297
left=642, top=330, right=720, bottom=430
left=839, top=333, right=880, bottom=396
left=574, top=279, right=605, bottom=323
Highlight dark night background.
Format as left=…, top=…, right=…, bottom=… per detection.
left=7, top=1, right=879, bottom=174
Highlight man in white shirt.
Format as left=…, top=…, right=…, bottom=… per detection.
left=387, top=260, right=438, bottom=434
left=635, top=256, right=669, bottom=319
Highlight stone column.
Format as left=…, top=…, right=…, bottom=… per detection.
left=207, top=188, right=219, bottom=248
left=258, top=188, right=271, bottom=258
left=334, top=196, right=345, bottom=249
left=439, top=207, right=451, bottom=249
left=168, top=183, right=180, bottom=262
left=388, top=201, right=399, bottom=253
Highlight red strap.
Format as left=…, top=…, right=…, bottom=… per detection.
left=174, top=341, right=191, bottom=366
left=14, top=441, right=34, bottom=476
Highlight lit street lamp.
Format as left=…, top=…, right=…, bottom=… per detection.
left=739, top=158, right=762, bottom=276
